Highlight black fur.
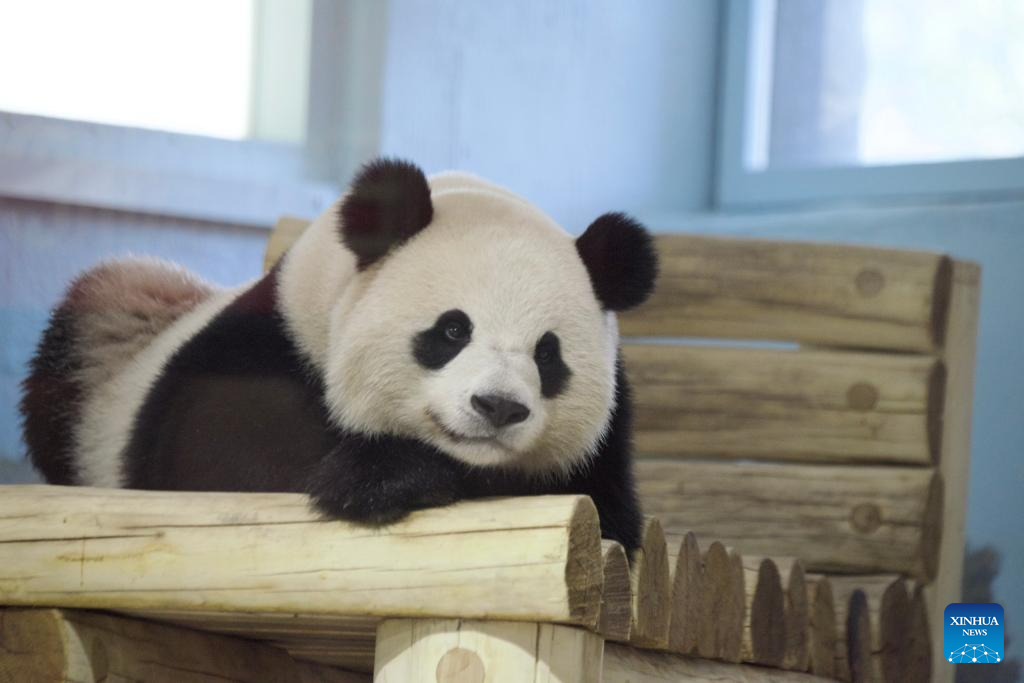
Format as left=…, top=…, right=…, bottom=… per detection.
left=20, top=303, right=82, bottom=485
left=575, top=212, right=658, bottom=311
left=338, top=158, right=434, bottom=270
left=117, top=270, right=643, bottom=550
left=535, top=332, right=570, bottom=398
left=412, top=309, right=473, bottom=370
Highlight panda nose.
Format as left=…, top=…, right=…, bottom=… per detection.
left=471, top=394, right=531, bottom=428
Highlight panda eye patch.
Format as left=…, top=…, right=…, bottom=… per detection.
left=535, top=332, right=571, bottom=398
left=413, top=309, right=472, bottom=370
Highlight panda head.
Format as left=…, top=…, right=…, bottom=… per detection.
left=323, top=158, right=657, bottom=474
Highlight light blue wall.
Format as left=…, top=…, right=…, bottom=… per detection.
left=379, top=0, right=722, bottom=228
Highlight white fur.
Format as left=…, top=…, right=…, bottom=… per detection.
left=74, top=285, right=248, bottom=486
left=76, top=171, right=620, bottom=484
left=281, top=176, right=620, bottom=474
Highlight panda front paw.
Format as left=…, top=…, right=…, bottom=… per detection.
left=305, top=433, right=465, bottom=525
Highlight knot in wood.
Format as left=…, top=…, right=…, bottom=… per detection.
left=846, top=382, right=879, bottom=411
left=850, top=503, right=883, bottom=534
left=855, top=268, right=886, bottom=297
left=436, top=647, right=485, bottom=683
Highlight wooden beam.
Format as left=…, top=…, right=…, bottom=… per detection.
left=599, top=541, right=632, bottom=642
left=0, top=608, right=366, bottom=682
left=0, top=487, right=603, bottom=627
left=626, top=344, right=943, bottom=466
left=373, top=619, right=603, bottom=683
left=603, top=642, right=839, bottom=683
left=639, top=460, right=943, bottom=579
left=620, top=234, right=953, bottom=353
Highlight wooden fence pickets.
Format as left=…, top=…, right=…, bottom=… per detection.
left=598, top=541, right=632, bottom=642
left=637, top=460, right=943, bottom=579
left=619, top=234, right=953, bottom=353
left=806, top=576, right=838, bottom=679
left=625, top=344, right=944, bottom=466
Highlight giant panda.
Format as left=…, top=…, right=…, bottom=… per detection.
left=20, top=159, right=658, bottom=551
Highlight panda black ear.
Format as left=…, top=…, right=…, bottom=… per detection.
left=575, top=212, right=658, bottom=311
left=338, top=158, right=434, bottom=269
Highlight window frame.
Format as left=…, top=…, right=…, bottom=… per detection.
left=716, top=0, right=1024, bottom=209
left=0, top=0, right=387, bottom=228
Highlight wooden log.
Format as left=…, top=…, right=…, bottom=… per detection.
left=0, top=486, right=603, bottom=627
left=906, top=583, right=932, bottom=683
left=740, top=557, right=786, bottom=668
left=629, top=517, right=671, bottom=649
left=603, top=642, right=841, bottom=683
left=833, top=589, right=874, bottom=683
left=696, top=541, right=744, bottom=662
left=265, top=215, right=312, bottom=272
left=374, top=618, right=603, bottom=683
left=132, top=610, right=380, bottom=673
left=626, top=344, right=944, bottom=466
left=638, top=460, right=943, bottom=579
left=666, top=532, right=702, bottom=655
left=928, top=261, right=980, bottom=683
left=826, top=575, right=909, bottom=683
left=805, top=577, right=837, bottom=679
left=0, top=608, right=366, bottom=683
left=599, top=540, right=632, bottom=642
left=619, top=234, right=953, bottom=353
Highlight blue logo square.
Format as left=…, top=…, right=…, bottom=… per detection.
left=945, top=603, right=1004, bottom=664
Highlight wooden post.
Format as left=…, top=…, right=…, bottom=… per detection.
left=929, top=262, right=980, bottom=683
left=373, top=619, right=603, bottom=683
left=666, top=532, right=702, bottom=655
left=806, top=576, right=837, bottom=679
left=628, top=518, right=671, bottom=649
left=599, top=541, right=632, bottom=642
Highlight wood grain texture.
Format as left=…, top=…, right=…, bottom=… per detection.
left=374, top=619, right=603, bottom=683
left=0, top=486, right=603, bottom=627
left=602, top=643, right=837, bottom=683
left=741, top=557, right=786, bottom=668
left=695, top=542, right=744, bottom=662
left=0, top=608, right=365, bottom=683
left=619, top=234, right=953, bottom=353
left=628, top=518, right=671, bottom=649
left=625, top=344, right=944, bottom=466
left=598, top=541, right=632, bottom=642
left=264, top=215, right=312, bottom=272
left=805, top=577, right=837, bottom=679
left=638, top=460, right=943, bottom=579
left=826, top=576, right=910, bottom=683
left=666, top=532, right=702, bottom=655
left=927, top=261, right=980, bottom=683
left=834, top=589, right=873, bottom=683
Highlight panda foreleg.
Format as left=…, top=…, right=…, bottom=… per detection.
left=305, top=431, right=467, bottom=525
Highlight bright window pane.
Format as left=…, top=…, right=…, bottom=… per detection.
left=749, top=0, right=1024, bottom=169
left=0, top=0, right=255, bottom=139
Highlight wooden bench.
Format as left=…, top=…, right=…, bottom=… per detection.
left=0, top=220, right=980, bottom=682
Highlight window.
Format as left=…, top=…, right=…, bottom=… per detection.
left=0, top=0, right=385, bottom=226
left=718, top=0, right=1024, bottom=206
